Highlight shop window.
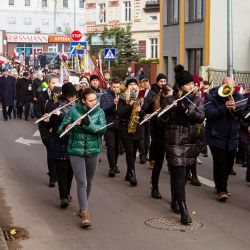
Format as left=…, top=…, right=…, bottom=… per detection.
left=48, top=43, right=57, bottom=53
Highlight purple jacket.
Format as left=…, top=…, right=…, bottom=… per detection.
left=0, top=75, right=16, bottom=106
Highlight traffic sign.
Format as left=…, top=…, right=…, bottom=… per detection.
left=71, top=30, right=82, bottom=41
left=104, top=48, right=116, bottom=61
left=70, top=42, right=86, bottom=54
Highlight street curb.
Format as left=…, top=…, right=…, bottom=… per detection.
left=0, top=228, right=8, bottom=250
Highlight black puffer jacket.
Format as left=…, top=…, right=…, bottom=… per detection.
left=16, top=78, right=33, bottom=103
left=160, top=94, right=205, bottom=167
left=100, top=89, right=118, bottom=130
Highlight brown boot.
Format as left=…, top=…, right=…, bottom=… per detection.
left=80, top=210, right=91, bottom=228
left=148, top=160, right=155, bottom=169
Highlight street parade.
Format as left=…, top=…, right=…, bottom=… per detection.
left=0, top=0, right=250, bottom=250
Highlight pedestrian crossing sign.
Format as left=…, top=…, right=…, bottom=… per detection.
left=76, top=43, right=83, bottom=50
left=104, top=48, right=116, bottom=61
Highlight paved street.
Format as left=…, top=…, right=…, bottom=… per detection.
left=0, top=118, right=250, bottom=250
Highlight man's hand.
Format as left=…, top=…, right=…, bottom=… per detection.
left=226, top=100, right=235, bottom=109
left=114, top=97, right=119, bottom=106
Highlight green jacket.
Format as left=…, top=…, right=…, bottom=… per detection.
left=58, top=101, right=106, bottom=157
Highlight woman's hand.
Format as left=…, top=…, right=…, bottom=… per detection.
left=248, top=126, right=250, bottom=134
left=53, top=109, right=60, bottom=116
left=43, top=113, right=50, bottom=123
left=135, top=106, right=141, bottom=112
left=66, top=124, right=73, bottom=131
left=130, top=100, right=135, bottom=106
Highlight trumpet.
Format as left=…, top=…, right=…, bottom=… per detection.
left=35, top=98, right=78, bottom=124
left=59, top=103, right=99, bottom=138
left=158, top=86, right=198, bottom=117
left=140, top=108, right=161, bottom=125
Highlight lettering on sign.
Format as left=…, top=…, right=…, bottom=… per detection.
left=7, top=34, right=48, bottom=43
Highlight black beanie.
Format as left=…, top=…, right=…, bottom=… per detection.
left=61, top=82, right=77, bottom=97
left=90, top=74, right=99, bottom=82
left=126, top=78, right=138, bottom=87
left=156, top=73, right=167, bottom=82
left=174, top=64, right=193, bottom=87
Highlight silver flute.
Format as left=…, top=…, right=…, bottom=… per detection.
left=139, top=108, right=161, bottom=125
left=94, top=122, right=114, bottom=132
left=59, top=103, right=100, bottom=138
left=35, top=99, right=78, bottom=124
left=158, top=86, right=198, bottom=117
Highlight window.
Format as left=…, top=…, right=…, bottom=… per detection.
left=42, top=0, right=47, bottom=7
left=9, top=0, right=14, bottom=5
left=188, top=0, right=203, bottom=21
left=63, top=19, right=69, bottom=26
left=48, top=43, right=57, bottom=53
left=24, top=17, right=32, bottom=25
left=9, top=17, right=16, bottom=24
left=124, top=1, right=131, bottom=22
left=97, top=3, right=106, bottom=24
left=149, top=15, right=158, bottom=24
left=166, top=0, right=179, bottom=25
left=150, top=38, right=158, bottom=59
left=42, top=18, right=49, bottom=25
left=79, top=0, right=84, bottom=8
left=187, top=49, right=203, bottom=75
left=25, top=0, right=30, bottom=6
left=63, top=0, right=68, bottom=8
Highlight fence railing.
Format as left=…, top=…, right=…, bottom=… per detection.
left=207, top=69, right=250, bottom=88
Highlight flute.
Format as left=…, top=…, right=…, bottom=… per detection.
left=59, top=103, right=99, bottom=138
left=139, top=108, right=161, bottom=125
left=94, top=122, right=114, bottom=132
left=35, top=98, right=78, bottom=124
left=158, top=86, right=198, bottom=117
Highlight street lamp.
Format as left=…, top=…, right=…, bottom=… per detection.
left=227, top=0, right=234, bottom=78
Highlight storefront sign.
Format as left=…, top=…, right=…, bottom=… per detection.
left=48, top=36, right=72, bottom=43
left=91, top=34, right=116, bottom=46
left=87, top=25, right=118, bottom=33
left=7, top=34, right=48, bottom=43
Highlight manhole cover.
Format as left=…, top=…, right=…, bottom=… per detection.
left=145, top=217, right=203, bottom=231
left=1, top=226, right=28, bottom=241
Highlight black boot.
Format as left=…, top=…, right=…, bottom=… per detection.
left=129, top=170, right=137, bottom=186
left=151, top=186, right=162, bottom=199
left=171, top=200, right=180, bottom=214
left=108, top=168, right=116, bottom=177
left=190, top=165, right=201, bottom=186
left=177, top=201, right=192, bottom=225
left=186, top=168, right=192, bottom=181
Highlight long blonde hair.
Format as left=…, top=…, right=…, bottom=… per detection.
left=124, top=85, right=139, bottom=104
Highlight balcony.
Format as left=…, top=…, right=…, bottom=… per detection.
left=144, top=0, right=160, bottom=13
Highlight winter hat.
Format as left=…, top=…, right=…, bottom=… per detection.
left=61, top=82, right=77, bottom=98
left=174, top=65, right=193, bottom=87
left=156, top=73, right=167, bottom=83
left=90, top=74, right=99, bottom=82
left=23, top=71, right=30, bottom=77
left=126, top=78, right=138, bottom=87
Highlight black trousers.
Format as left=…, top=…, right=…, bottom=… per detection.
left=55, top=159, right=73, bottom=199
left=138, top=123, right=150, bottom=161
left=2, top=104, right=13, bottom=119
left=17, top=101, right=30, bottom=119
left=151, top=136, right=165, bottom=187
left=122, top=139, right=140, bottom=173
left=105, top=129, right=120, bottom=170
left=209, top=146, right=236, bottom=193
left=170, top=166, right=186, bottom=202
left=42, top=138, right=57, bottom=181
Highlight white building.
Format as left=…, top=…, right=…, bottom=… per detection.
left=85, top=0, right=160, bottom=59
left=0, top=0, right=85, bottom=56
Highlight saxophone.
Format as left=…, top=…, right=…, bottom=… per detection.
left=128, top=99, right=140, bottom=134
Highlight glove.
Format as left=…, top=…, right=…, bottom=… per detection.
left=80, top=116, right=90, bottom=126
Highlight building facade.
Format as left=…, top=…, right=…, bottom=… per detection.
left=85, top=0, right=160, bottom=59
left=0, top=0, right=85, bottom=56
left=160, top=0, right=250, bottom=84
